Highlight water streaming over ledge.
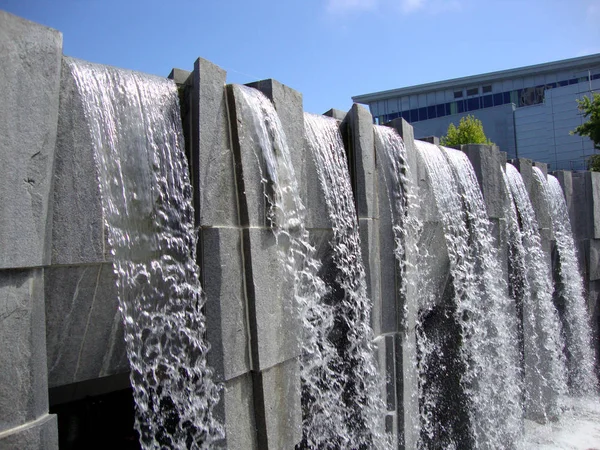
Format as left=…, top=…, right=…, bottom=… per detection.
left=505, top=164, right=567, bottom=422
left=414, top=141, right=522, bottom=449
left=66, top=58, right=223, bottom=448
left=304, top=113, right=389, bottom=449
left=546, top=175, right=597, bottom=395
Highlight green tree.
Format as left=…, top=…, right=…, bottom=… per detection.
left=587, top=154, right=600, bottom=171
left=440, top=114, right=494, bottom=148
left=572, top=92, right=600, bottom=150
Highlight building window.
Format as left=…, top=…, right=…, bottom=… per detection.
left=410, top=109, right=419, bottom=122
left=454, top=90, right=463, bottom=99
left=418, top=107, right=428, bottom=121
left=466, top=97, right=480, bottom=111
left=466, top=87, right=479, bottom=96
left=402, top=111, right=410, bottom=122
left=450, top=102, right=458, bottom=115
left=493, top=93, right=503, bottom=106
left=436, top=104, right=446, bottom=118
left=457, top=100, right=465, bottom=114
left=482, top=95, right=493, bottom=108
left=482, top=85, right=492, bottom=94
left=427, top=105, right=437, bottom=120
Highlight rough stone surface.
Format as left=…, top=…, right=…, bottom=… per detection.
left=0, top=414, right=58, bottom=450
left=462, top=144, right=506, bottom=220
left=0, top=11, right=63, bottom=269
left=343, top=104, right=378, bottom=220
left=323, top=108, right=347, bottom=121
left=304, top=115, right=336, bottom=231
left=586, top=239, right=600, bottom=281
left=260, top=358, right=302, bottom=449
left=358, top=218, right=383, bottom=335
left=193, top=58, right=238, bottom=227
left=227, top=84, right=270, bottom=227
left=244, top=228, right=300, bottom=370
left=571, top=172, right=593, bottom=241
left=52, top=58, right=108, bottom=265
left=200, top=227, right=250, bottom=381
left=221, top=374, right=258, bottom=450
left=167, top=68, right=191, bottom=85
left=0, top=269, right=50, bottom=432
left=247, top=80, right=310, bottom=227
left=44, top=264, right=127, bottom=388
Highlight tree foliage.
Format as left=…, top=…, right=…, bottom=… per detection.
left=572, top=92, right=600, bottom=152
left=587, top=154, right=600, bottom=172
left=440, top=114, right=493, bottom=148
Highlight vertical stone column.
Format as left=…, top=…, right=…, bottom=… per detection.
left=176, top=58, right=256, bottom=450
left=462, top=145, right=510, bottom=283
left=0, top=11, right=60, bottom=449
left=387, top=118, right=421, bottom=450
left=569, top=171, right=600, bottom=375
left=226, top=80, right=304, bottom=449
left=514, top=159, right=554, bottom=259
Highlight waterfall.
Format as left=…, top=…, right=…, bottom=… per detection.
left=373, top=125, right=421, bottom=447
left=303, top=113, right=389, bottom=449
left=414, top=141, right=522, bottom=449
left=66, top=58, right=223, bottom=448
left=505, top=164, right=567, bottom=421
left=546, top=175, right=597, bottom=395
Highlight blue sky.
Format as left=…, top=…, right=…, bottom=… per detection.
left=3, top=0, right=599, bottom=114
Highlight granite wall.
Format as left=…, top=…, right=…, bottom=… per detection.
left=1, top=10, right=599, bottom=450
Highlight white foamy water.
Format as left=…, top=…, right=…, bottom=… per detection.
left=67, top=58, right=223, bottom=448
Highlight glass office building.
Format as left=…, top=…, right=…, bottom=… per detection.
left=353, top=54, right=600, bottom=170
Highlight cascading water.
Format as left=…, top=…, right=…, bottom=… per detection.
left=373, top=126, right=421, bottom=446
left=414, top=141, right=522, bottom=449
left=545, top=175, right=596, bottom=395
left=66, top=58, right=223, bottom=448
left=505, top=164, right=567, bottom=422
left=303, top=113, right=390, bottom=450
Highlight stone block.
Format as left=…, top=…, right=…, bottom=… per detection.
left=167, top=68, right=191, bottom=85
left=303, top=116, right=335, bottom=231
left=221, top=373, right=258, bottom=450
left=418, top=136, right=440, bottom=145
left=358, top=218, right=384, bottom=335
left=200, top=227, right=250, bottom=381
left=553, top=170, right=573, bottom=214
left=0, top=269, right=50, bottom=432
left=227, top=84, right=271, bottom=228
left=586, top=239, right=600, bottom=281
left=395, top=331, right=419, bottom=450
left=343, top=104, right=377, bottom=220
left=44, top=264, right=127, bottom=387
left=193, top=58, right=238, bottom=227
left=571, top=172, right=593, bottom=241
left=260, top=358, right=302, bottom=449
left=247, top=80, right=310, bottom=227
left=462, top=144, right=507, bottom=220
left=52, top=58, right=108, bottom=265
left=0, top=414, right=58, bottom=450
left=591, top=172, right=600, bottom=240
left=323, top=108, right=347, bottom=121
left=244, top=228, right=300, bottom=370
left=374, top=171, right=400, bottom=334
left=516, top=158, right=553, bottom=241
left=0, top=11, right=62, bottom=269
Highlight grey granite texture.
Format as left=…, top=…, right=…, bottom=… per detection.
left=260, top=358, right=302, bottom=449
left=0, top=414, right=57, bottom=450
left=200, top=226, right=250, bottom=381
left=218, top=373, right=258, bottom=450
left=358, top=217, right=383, bottom=335
left=247, top=80, right=311, bottom=227
left=462, top=144, right=507, bottom=220
left=0, top=11, right=62, bottom=269
left=343, top=104, right=378, bottom=220
left=323, top=108, right=347, bottom=121
left=243, top=228, right=300, bottom=370
left=193, top=58, right=238, bottom=227
left=44, top=264, right=127, bottom=388
left=0, top=270, right=50, bottom=432
left=52, top=58, right=108, bottom=265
